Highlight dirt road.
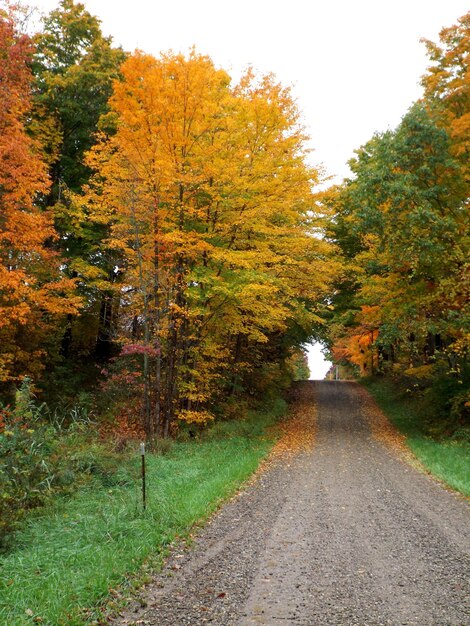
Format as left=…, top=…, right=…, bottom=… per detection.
left=115, top=381, right=469, bottom=626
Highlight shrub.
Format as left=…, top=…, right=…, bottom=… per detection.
left=0, top=378, right=135, bottom=549
left=0, top=400, right=59, bottom=545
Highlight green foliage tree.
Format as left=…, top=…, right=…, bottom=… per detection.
left=33, top=0, right=126, bottom=197
left=31, top=0, right=127, bottom=373
left=328, top=104, right=468, bottom=366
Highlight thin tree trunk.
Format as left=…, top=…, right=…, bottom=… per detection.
left=95, top=292, right=114, bottom=360
left=370, top=330, right=375, bottom=374
left=230, top=333, right=243, bottom=396
left=153, top=195, right=162, bottom=436
left=163, top=182, right=187, bottom=437
left=130, top=189, right=153, bottom=440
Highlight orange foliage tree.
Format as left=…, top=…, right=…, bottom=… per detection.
left=0, top=6, right=80, bottom=388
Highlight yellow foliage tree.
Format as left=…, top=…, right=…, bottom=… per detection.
left=84, top=50, right=335, bottom=438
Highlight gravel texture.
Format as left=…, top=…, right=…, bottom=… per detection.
left=113, top=381, right=470, bottom=626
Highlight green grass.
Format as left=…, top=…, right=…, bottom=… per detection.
left=364, top=378, right=470, bottom=496
left=0, top=402, right=283, bottom=625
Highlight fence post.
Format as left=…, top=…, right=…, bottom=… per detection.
left=140, top=442, right=146, bottom=510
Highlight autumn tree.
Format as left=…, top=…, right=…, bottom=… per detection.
left=0, top=5, right=79, bottom=390
left=421, top=11, right=469, bottom=177
left=325, top=12, right=469, bottom=424
left=84, top=51, right=334, bottom=439
left=327, top=103, right=468, bottom=367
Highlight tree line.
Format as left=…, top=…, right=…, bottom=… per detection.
left=0, top=1, right=336, bottom=438
left=324, top=11, right=469, bottom=426
left=1, top=0, right=467, bottom=438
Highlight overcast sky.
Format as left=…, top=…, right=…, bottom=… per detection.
left=30, top=0, right=469, bottom=377
left=32, top=0, right=468, bottom=182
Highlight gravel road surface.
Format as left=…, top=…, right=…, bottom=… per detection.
left=114, top=381, right=469, bottom=626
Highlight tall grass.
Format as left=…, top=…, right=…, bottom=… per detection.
left=364, top=378, right=470, bottom=496
left=0, top=402, right=283, bottom=625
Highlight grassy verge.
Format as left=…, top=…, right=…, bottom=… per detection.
left=364, top=378, right=469, bottom=496
left=0, top=400, right=284, bottom=626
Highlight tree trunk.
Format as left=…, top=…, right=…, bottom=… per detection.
left=95, top=292, right=114, bottom=360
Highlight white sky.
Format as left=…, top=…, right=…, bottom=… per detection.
left=32, top=0, right=469, bottom=182
left=30, top=0, right=469, bottom=378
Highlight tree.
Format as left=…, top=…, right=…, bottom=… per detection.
left=0, top=5, right=79, bottom=389
left=84, top=50, right=334, bottom=439
left=327, top=103, right=468, bottom=373
left=421, top=11, right=470, bottom=177
left=31, top=0, right=127, bottom=365
left=325, top=14, right=469, bottom=385
left=33, top=0, right=126, bottom=196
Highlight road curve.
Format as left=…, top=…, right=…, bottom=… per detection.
left=114, top=381, right=470, bottom=626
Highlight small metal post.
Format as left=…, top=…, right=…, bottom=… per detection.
left=140, top=442, right=146, bottom=510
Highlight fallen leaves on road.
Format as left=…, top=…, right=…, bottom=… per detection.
left=357, top=386, right=422, bottom=469
left=269, top=381, right=317, bottom=461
